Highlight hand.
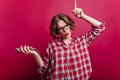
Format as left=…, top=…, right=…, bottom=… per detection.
left=16, top=45, right=38, bottom=55
left=73, top=8, right=84, bottom=18
left=73, top=0, right=84, bottom=18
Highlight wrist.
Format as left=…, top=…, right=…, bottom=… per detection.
left=81, top=13, right=87, bottom=19
left=32, top=52, right=39, bottom=56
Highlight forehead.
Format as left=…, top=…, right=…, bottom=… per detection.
left=57, top=20, right=67, bottom=28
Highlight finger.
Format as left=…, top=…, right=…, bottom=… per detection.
left=29, top=46, right=35, bottom=50
left=24, top=45, right=29, bottom=54
left=27, top=46, right=35, bottom=55
left=77, top=8, right=83, bottom=17
left=77, top=9, right=81, bottom=15
left=16, top=48, right=21, bottom=52
left=73, top=8, right=77, bottom=16
left=20, top=45, right=25, bottom=53
left=74, top=0, right=77, bottom=9
left=27, top=46, right=32, bottom=53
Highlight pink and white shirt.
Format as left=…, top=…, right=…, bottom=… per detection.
left=38, top=23, right=105, bottom=80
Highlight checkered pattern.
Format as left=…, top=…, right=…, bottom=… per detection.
left=38, top=23, right=105, bottom=80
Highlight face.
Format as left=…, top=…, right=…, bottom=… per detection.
left=57, top=20, right=71, bottom=39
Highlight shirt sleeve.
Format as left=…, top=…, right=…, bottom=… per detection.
left=38, top=44, right=52, bottom=74
left=84, top=23, right=105, bottom=46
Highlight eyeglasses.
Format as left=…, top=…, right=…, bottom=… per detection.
left=57, top=24, right=70, bottom=32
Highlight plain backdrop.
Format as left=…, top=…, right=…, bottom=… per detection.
left=0, top=0, right=120, bottom=80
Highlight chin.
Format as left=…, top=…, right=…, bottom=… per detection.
left=65, top=35, right=71, bottom=38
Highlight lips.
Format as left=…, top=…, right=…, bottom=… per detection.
left=65, top=33, right=69, bottom=36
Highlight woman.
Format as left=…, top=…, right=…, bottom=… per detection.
left=16, top=7, right=105, bottom=80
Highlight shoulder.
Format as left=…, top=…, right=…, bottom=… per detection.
left=47, top=38, right=59, bottom=48
left=48, top=38, right=59, bottom=44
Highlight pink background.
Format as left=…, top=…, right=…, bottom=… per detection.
left=0, top=0, right=120, bottom=80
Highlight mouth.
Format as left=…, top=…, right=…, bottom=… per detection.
left=64, top=33, right=69, bottom=36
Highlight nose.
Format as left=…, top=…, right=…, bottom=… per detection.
left=63, top=27, right=67, bottom=32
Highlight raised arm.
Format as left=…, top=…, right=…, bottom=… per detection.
left=73, top=0, right=105, bottom=46
left=73, top=0, right=102, bottom=27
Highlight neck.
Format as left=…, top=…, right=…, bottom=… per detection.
left=61, top=37, right=71, bottom=45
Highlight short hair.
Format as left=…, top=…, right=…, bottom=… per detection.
left=49, top=13, right=75, bottom=38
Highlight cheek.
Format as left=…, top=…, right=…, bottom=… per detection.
left=58, top=32, right=65, bottom=36
left=59, top=32, right=64, bottom=35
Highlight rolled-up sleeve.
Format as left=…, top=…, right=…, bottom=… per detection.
left=84, top=23, right=105, bottom=46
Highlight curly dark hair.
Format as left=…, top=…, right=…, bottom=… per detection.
left=49, top=13, right=75, bottom=38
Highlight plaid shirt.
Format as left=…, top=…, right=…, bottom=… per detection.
left=38, top=24, right=105, bottom=80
